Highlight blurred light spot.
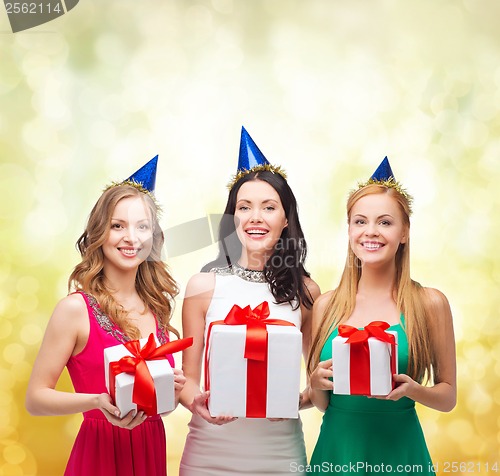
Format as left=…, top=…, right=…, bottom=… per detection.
left=16, top=293, right=39, bottom=314
left=0, top=464, right=23, bottom=476
left=0, top=53, right=23, bottom=94
left=36, top=77, right=70, bottom=123
left=24, top=202, right=68, bottom=239
left=0, top=391, right=12, bottom=407
left=212, top=0, right=233, bottom=15
left=89, top=120, right=116, bottom=148
left=467, top=385, right=493, bottom=415
left=0, top=265, right=11, bottom=285
left=446, top=418, right=473, bottom=443
left=20, top=324, right=44, bottom=346
left=0, top=368, right=15, bottom=388
left=434, top=110, right=460, bottom=135
left=495, top=362, right=500, bottom=382
left=3, top=444, right=26, bottom=465
left=20, top=52, right=50, bottom=79
left=0, top=402, right=14, bottom=427
left=460, top=434, right=484, bottom=457
left=16, top=276, right=39, bottom=295
left=445, top=76, right=471, bottom=98
left=22, top=119, right=58, bottom=153
left=0, top=164, right=35, bottom=220
left=99, top=95, right=125, bottom=122
left=472, top=94, right=498, bottom=122
left=430, top=94, right=458, bottom=115
left=0, top=321, right=13, bottom=340
left=34, top=178, right=63, bottom=203
left=11, top=362, right=32, bottom=382
left=186, top=5, right=213, bottom=34
left=95, top=34, right=126, bottom=67
left=463, top=343, right=488, bottom=363
left=3, top=344, right=25, bottom=365
left=217, top=44, right=243, bottom=70
left=461, top=119, right=489, bottom=148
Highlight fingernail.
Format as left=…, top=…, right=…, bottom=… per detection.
left=114, top=410, right=120, bottom=417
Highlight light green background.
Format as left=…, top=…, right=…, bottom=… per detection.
left=1, top=1, right=499, bottom=475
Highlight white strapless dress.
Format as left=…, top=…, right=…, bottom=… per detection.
left=179, top=269, right=306, bottom=475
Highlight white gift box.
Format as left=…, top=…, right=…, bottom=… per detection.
left=207, top=324, right=302, bottom=418
left=332, top=331, right=398, bottom=396
left=104, top=338, right=175, bottom=416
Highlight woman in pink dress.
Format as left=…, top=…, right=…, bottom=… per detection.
left=25, top=157, right=185, bottom=476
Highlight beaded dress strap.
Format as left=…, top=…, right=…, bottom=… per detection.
left=76, top=291, right=168, bottom=345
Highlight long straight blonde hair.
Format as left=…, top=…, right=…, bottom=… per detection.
left=68, top=184, right=179, bottom=339
left=308, top=184, right=436, bottom=384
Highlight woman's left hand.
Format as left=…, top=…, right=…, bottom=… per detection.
left=383, top=374, right=418, bottom=401
left=174, top=368, right=186, bottom=401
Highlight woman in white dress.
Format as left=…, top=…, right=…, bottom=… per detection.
left=179, top=127, right=320, bottom=475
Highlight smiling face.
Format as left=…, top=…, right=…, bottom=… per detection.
left=102, top=196, right=154, bottom=274
left=234, top=179, right=288, bottom=265
left=348, top=192, right=408, bottom=268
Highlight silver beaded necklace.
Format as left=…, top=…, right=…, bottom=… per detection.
left=232, top=262, right=266, bottom=283
left=211, top=263, right=266, bottom=283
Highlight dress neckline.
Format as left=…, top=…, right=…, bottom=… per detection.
left=232, top=263, right=266, bottom=283
left=343, top=314, right=405, bottom=331
left=77, top=291, right=168, bottom=345
left=210, top=263, right=266, bottom=283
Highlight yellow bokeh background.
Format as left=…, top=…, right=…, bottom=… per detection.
left=1, top=1, right=500, bottom=475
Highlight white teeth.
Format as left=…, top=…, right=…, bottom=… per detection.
left=120, top=249, right=138, bottom=256
left=247, top=229, right=267, bottom=235
left=363, top=243, right=381, bottom=250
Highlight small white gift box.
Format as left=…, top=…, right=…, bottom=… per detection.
left=332, top=323, right=398, bottom=396
left=104, top=336, right=175, bottom=416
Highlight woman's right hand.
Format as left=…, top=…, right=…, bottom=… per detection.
left=310, top=359, right=334, bottom=391
left=97, top=393, right=148, bottom=430
left=189, top=391, right=237, bottom=426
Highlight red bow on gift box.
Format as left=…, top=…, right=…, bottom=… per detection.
left=205, top=301, right=296, bottom=417
left=337, top=321, right=397, bottom=395
left=109, top=333, right=193, bottom=416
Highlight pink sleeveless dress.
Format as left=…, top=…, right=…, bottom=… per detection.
left=64, top=292, right=175, bottom=476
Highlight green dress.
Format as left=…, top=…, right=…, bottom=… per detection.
left=310, top=321, right=434, bottom=475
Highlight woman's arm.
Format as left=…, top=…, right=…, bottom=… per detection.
left=307, top=291, right=334, bottom=412
left=387, top=287, right=457, bottom=412
left=298, top=277, right=321, bottom=410
left=25, top=293, right=148, bottom=429
left=179, top=273, right=235, bottom=425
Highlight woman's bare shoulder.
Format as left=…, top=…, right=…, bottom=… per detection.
left=303, top=276, right=321, bottom=301
left=184, top=272, right=216, bottom=299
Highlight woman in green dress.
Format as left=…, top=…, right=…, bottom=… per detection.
left=307, top=158, right=456, bottom=475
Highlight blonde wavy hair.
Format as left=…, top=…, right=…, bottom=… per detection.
left=68, top=184, right=179, bottom=339
left=308, top=184, right=436, bottom=384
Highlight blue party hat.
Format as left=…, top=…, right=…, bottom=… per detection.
left=104, top=155, right=158, bottom=197
left=228, top=127, right=286, bottom=189
left=238, top=126, right=270, bottom=172
left=126, top=155, right=158, bottom=193
left=354, top=156, right=413, bottom=213
left=371, top=156, right=395, bottom=182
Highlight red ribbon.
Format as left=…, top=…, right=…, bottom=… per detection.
left=109, top=333, right=193, bottom=416
left=205, top=301, right=296, bottom=418
left=337, top=321, right=397, bottom=395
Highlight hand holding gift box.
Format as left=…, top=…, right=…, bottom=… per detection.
left=104, top=333, right=193, bottom=417
left=332, top=321, right=398, bottom=396
left=205, top=301, right=302, bottom=419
